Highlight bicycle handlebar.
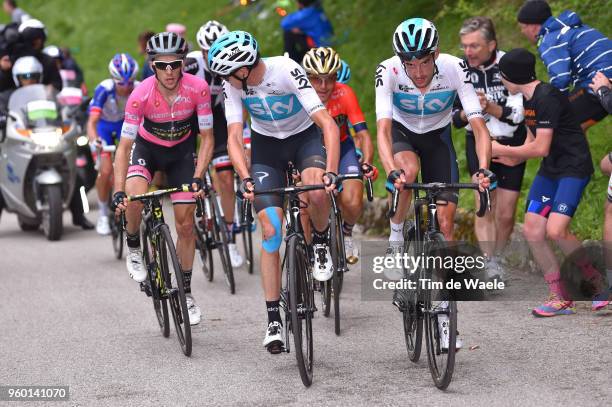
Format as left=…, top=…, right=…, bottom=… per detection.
left=127, top=184, right=191, bottom=202
left=387, top=182, right=490, bottom=219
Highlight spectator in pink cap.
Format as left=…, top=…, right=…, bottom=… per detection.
left=165, top=23, right=193, bottom=52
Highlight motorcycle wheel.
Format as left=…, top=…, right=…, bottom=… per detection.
left=42, top=184, right=64, bottom=241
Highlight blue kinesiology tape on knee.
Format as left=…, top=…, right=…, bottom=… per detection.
left=262, top=207, right=282, bottom=253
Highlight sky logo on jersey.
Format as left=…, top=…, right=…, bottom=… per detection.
left=392, top=90, right=456, bottom=115
left=244, top=95, right=303, bottom=121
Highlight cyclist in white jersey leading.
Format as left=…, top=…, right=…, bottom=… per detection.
left=376, top=18, right=493, bottom=351
left=185, top=20, right=244, bottom=267
left=208, top=30, right=340, bottom=353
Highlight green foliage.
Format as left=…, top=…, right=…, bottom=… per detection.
left=6, top=0, right=610, bottom=238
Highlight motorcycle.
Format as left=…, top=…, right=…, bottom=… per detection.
left=0, top=84, right=79, bottom=240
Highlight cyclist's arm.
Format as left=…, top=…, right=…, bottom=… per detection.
left=376, top=118, right=395, bottom=173
left=286, top=59, right=339, bottom=173
left=224, top=81, right=249, bottom=179
left=374, top=61, right=396, bottom=174
left=469, top=117, right=492, bottom=169
left=193, top=82, right=215, bottom=179
left=311, top=109, right=339, bottom=174
left=355, top=129, right=373, bottom=164
left=86, top=112, right=100, bottom=143
left=194, top=128, right=214, bottom=179
left=228, top=122, right=249, bottom=179
left=114, top=85, right=144, bottom=192
left=87, top=83, right=110, bottom=142
left=113, top=136, right=134, bottom=193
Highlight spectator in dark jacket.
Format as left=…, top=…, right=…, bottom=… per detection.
left=281, top=0, right=333, bottom=62
left=517, top=0, right=612, bottom=130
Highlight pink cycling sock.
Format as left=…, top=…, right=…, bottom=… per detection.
left=544, top=272, right=567, bottom=300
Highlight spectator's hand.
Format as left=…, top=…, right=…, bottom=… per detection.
left=476, top=91, right=488, bottom=111
left=0, top=55, right=12, bottom=72
left=589, top=71, right=611, bottom=93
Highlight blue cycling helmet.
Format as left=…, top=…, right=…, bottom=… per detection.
left=337, top=59, right=351, bottom=83
left=393, top=18, right=439, bottom=61
left=208, top=30, right=259, bottom=76
left=109, top=53, right=139, bottom=84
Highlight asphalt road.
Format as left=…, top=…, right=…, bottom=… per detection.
left=1, top=202, right=611, bottom=406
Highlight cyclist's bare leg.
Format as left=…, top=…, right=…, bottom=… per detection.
left=173, top=203, right=197, bottom=271
left=96, top=154, right=113, bottom=202
left=437, top=202, right=456, bottom=241
left=391, top=151, right=420, bottom=225
left=258, top=207, right=283, bottom=301
left=124, top=176, right=148, bottom=235
left=338, top=179, right=363, bottom=226
left=495, top=188, right=520, bottom=253
left=300, top=167, right=330, bottom=233
left=213, top=170, right=236, bottom=225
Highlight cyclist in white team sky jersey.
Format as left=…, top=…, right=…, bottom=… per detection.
left=208, top=30, right=340, bottom=353
left=376, top=18, right=493, bottom=351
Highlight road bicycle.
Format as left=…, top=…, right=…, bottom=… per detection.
left=389, top=181, right=489, bottom=389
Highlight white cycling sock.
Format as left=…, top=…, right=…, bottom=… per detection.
left=98, top=200, right=108, bottom=217
left=389, top=220, right=404, bottom=243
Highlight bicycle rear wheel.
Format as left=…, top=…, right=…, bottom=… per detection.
left=159, top=225, right=192, bottom=356
left=194, top=217, right=214, bottom=282
left=423, top=232, right=456, bottom=389
left=320, top=279, right=331, bottom=318
left=141, top=223, right=169, bottom=338
left=287, top=234, right=314, bottom=387
left=212, top=192, right=235, bottom=294
left=402, top=222, right=422, bottom=362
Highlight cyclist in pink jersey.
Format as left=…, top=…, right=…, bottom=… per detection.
left=112, top=32, right=214, bottom=326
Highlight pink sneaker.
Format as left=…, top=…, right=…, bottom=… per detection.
left=532, top=294, right=576, bottom=317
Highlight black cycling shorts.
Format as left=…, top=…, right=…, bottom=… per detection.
left=127, top=134, right=196, bottom=204
left=466, top=125, right=527, bottom=192
left=568, top=87, right=608, bottom=126
left=391, top=121, right=459, bottom=204
left=251, top=124, right=326, bottom=212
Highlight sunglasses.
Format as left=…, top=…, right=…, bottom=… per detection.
left=153, top=60, right=183, bottom=71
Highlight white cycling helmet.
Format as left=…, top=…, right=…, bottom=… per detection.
left=196, top=20, right=228, bottom=51
left=12, top=56, right=43, bottom=86
left=146, top=31, right=187, bottom=59
left=208, top=30, right=259, bottom=76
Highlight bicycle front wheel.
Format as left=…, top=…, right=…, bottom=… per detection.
left=142, top=223, right=169, bottom=338
left=402, top=223, right=422, bottom=363
left=111, top=213, right=124, bottom=260
left=423, top=232, right=456, bottom=389
left=287, top=234, right=314, bottom=387
left=159, top=225, right=192, bottom=356
left=330, top=212, right=345, bottom=336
